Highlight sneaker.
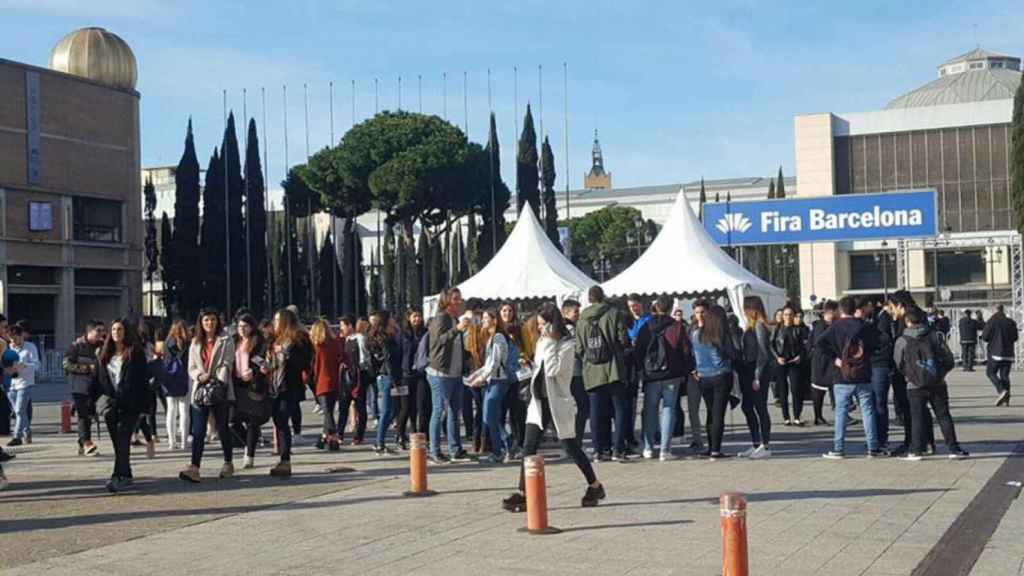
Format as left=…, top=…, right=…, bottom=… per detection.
left=890, top=445, right=909, bottom=458
left=925, top=443, right=936, bottom=456
left=83, top=442, right=99, bottom=456
left=106, top=476, right=130, bottom=493
left=450, top=450, right=472, bottom=463
left=219, top=462, right=235, bottom=479
left=592, top=451, right=611, bottom=463
left=374, top=446, right=396, bottom=456
left=6, top=438, right=22, bottom=448
left=867, top=449, right=887, bottom=459
left=708, top=452, right=731, bottom=461
left=328, top=439, right=341, bottom=452
left=822, top=451, right=845, bottom=460
left=269, top=461, right=292, bottom=478
left=242, top=455, right=254, bottom=469
left=688, top=442, right=704, bottom=454
left=659, top=451, right=678, bottom=462
left=792, top=419, right=805, bottom=427
left=749, top=446, right=772, bottom=460
left=0, top=449, right=15, bottom=463
left=479, top=453, right=504, bottom=465
left=581, top=483, right=606, bottom=507
left=313, top=403, right=323, bottom=415
left=502, top=492, right=527, bottom=512
left=428, top=453, right=450, bottom=465
left=901, top=453, right=923, bottom=462
left=179, top=465, right=201, bottom=483
left=737, top=446, right=757, bottom=458
left=315, top=437, right=326, bottom=450
left=996, top=390, right=1010, bottom=406
left=948, top=448, right=970, bottom=460
left=611, top=450, right=629, bottom=462
left=642, top=449, right=655, bottom=460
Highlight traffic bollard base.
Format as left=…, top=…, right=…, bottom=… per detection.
left=517, top=526, right=562, bottom=535
left=402, top=489, right=438, bottom=498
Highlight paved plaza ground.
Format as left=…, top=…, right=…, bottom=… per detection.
left=1, top=371, right=1022, bottom=576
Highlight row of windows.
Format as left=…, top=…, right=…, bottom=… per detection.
left=834, top=124, right=1014, bottom=233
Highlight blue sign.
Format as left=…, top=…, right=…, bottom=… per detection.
left=702, top=190, right=937, bottom=246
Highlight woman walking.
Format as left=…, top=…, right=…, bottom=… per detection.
left=771, top=304, right=806, bottom=426
left=161, top=321, right=191, bottom=451
left=179, top=309, right=236, bottom=483
left=398, top=308, right=429, bottom=450
left=690, top=303, right=737, bottom=460
left=737, top=296, right=773, bottom=459
left=310, top=319, right=342, bottom=452
left=94, top=319, right=150, bottom=493
left=502, top=304, right=604, bottom=511
left=468, top=308, right=514, bottom=464
left=368, top=311, right=402, bottom=455
left=337, top=315, right=366, bottom=445
left=268, top=308, right=313, bottom=477
left=233, top=313, right=271, bottom=469
left=500, top=302, right=528, bottom=460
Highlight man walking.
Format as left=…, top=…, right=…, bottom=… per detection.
left=63, top=320, right=106, bottom=456
left=426, top=287, right=472, bottom=463
left=5, top=325, right=39, bottom=447
left=576, top=286, right=631, bottom=462
left=815, top=296, right=881, bottom=459
left=959, top=310, right=980, bottom=372
left=981, top=304, right=1018, bottom=407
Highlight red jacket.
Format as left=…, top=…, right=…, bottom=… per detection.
left=312, top=338, right=343, bottom=397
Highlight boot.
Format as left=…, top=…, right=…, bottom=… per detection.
left=270, top=461, right=292, bottom=478
left=178, top=465, right=201, bottom=483
left=219, top=462, right=235, bottom=479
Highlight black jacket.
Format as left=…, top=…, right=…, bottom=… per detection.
left=64, top=337, right=100, bottom=396
left=959, top=317, right=981, bottom=344
left=870, top=310, right=896, bottom=369
left=636, top=315, right=695, bottom=383
left=369, top=332, right=403, bottom=378
left=93, top=349, right=150, bottom=414
left=740, top=321, right=774, bottom=374
left=810, top=319, right=836, bottom=388
left=981, top=312, right=1019, bottom=359
left=400, top=327, right=426, bottom=379
left=814, top=317, right=879, bottom=384
left=770, top=325, right=803, bottom=362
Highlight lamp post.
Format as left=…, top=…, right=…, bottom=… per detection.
left=633, top=217, right=644, bottom=259
left=982, top=238, right=1002, bottom=307
left=874, top=240, right=896, bottom=297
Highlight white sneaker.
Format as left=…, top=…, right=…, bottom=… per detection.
left=659, top=451, right=678, bottom=462
left=243, top=455, right=254, bottom=469
left=737, top=446, right=757, bottom=458
left=313, top=404, right=324, bottom=415
left=749, top=446, right=771, bottom=460
left=642, top=449, right=655, bottom=460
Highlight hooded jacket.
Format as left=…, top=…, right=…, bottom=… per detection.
left=959, top=317, right=981, bottom=344
left=894, top=323, right=955, bottom=389
left=575, top=301, right=630, bottom=391
left=636, top=314, right=695, bottom=384
left=64, top=336, right=101, bottom=396
left=981, top=312, right=1019, bottom=360
left=809, top=318, right=836, bottom=389
left=814, top=316, right=878, bottom=385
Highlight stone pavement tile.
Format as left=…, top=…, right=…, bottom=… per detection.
left=969, top=549, right=1024, bottom=576
left=865, top=543, right=932, bottom=574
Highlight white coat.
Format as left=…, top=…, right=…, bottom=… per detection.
left=187, top=334, right=235, bottom=405
left=526, top=335, right=577, bottom=439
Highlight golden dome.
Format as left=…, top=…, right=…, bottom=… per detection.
left=49, top=27, right=137, bottom=91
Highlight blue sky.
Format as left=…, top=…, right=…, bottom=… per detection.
left=3, top=0, right=1022, bottom=206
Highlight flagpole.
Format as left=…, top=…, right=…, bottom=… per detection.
left=488, top=68, right=496, bottom=255
left=351, top=79, right=358, bottom=317
left=374, top=78, right=381, bottom=305
left=223, top=89, right=232, bottom=316
left=418, top=74, right=422, bottom=113
left=283, top=84, right=292, bottom=306
left=513, top=65, right=519, bottom=217
left=330, top=80, right=337, bottom=317
left=261, top=86, right=272, bottom=313
left=563, top=62, right=570, bottom=223
left=303, top=82, right=315, bottom=315
left=244, top=88, right=252, bottom=309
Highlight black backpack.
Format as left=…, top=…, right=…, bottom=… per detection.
left=643, top=324, right=671, bottom=379
left=902, top=335, right=942, bottom=388
left=839, top=334, right=869, bottom=382
left=584, top=314, right=614, bottom=365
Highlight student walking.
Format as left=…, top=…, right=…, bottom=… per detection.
left=690, top=303, right=737, bottom=460
left=161, top=321, right=191, bottom=451
left=959, top=310, right=981, bottom=371
left=737, top=296, right=773, bottom=458
left=232, top=313, right=271, bottom=469
left=93, top=319, right=150, bottom=493
left=267, top=308, right=314, bottom=477
left=369, top=311, right=402, bottom=455
left=502, top=303, right=605, bottom=512
left=63, top=320, right=106, bottom=456
left=310, top=320, right=343, bottom=452
left=467, top=308, right=514, bottom=464
left=894, top=307, right=968, bottom=460
left=982, top=304, right=1019, bottom=407
left=426, top=288, right=472, bottom=463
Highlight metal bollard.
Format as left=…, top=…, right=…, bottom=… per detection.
left=61, top=400, right=73, bottom=434
left=402, top=433, right=436, bottom=497
left=721, top=492, right=749, bottom=576
left=517, top=455, right=562, bottom=535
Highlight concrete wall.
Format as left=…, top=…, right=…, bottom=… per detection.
left=795, top=113, right=841, bottom=306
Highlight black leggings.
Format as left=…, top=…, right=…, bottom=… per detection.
left=517, top=399, right=596, bottom=493
left=812, top=386, right=834, bottom=421
left=774, top=363, right=805, bottom=421
left=699, top=374, right=731, bottom=454
left=737, top=364, right=771, bottom=448
left=338, top=390, right=367, bottom=442
left=462, top=385, right=483, bottom=446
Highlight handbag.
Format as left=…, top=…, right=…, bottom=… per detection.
left=194, top=379, right=228, bottom=406
left=234, top=383, right=271, bottom=424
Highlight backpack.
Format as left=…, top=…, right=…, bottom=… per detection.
left=903, top=336, right=940, bottom=388
left=161, top=354, right=189, bottom=397
left=643, top=323, right=671, bottom=379
left=584, top=314, right=613, bottom=365
left=839, top=334, right=870, bottom=382
left=413, top=332, right=430, bottom=372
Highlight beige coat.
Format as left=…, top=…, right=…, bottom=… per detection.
left=187, top=334, right=236, bottom=405
left=526, top=335, right=577, bottom=439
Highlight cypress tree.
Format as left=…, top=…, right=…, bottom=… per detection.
left=244, top=119, right=268, bottom=317
left=767, top=178, right=776, bottom=199
left=222, top=112, right=246, bottom=311
left=1012, top=71, right=1024, bottom=233
left=479, top=112, right=510, bottom=268
left=201, top=147, right=226, bottom=313
left=317, top=233, right=343, bottom=319
left=429, top=236, right=444, bottom=294
left=170, top=119, right=201, bottom=320
left=143, top=178, right=159, bottom=316
left=382, top=226, right=396, bottom=309
left=541, top=136, right=559, bottom=245
left=516, top=104, right=540, bottom=216
left=776, top=166, right=786, bottom=199
left=698, top=178, right=707, bottom=222
left=417, top=229, right=429, bottom=300
left=159, top=212, right=173, bottom=320
left=466, top=215, right=478, bottom=275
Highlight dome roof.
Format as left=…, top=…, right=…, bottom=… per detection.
left=49, top=27, right=137, bottom=91
left=886, top=47, right=1021, bottom=109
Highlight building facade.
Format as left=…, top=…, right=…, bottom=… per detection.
left=0, top=27, right=142, bottom=348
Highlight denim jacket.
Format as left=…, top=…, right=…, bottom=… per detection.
left=690, top=327, right=733, bottom=378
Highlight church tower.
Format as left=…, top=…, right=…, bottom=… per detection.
left=584, top=130, right=612, bottom=190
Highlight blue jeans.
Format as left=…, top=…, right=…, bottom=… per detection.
left=8, top=387, right=31, bottom=440
left=833, top=383, right=878, bottom=454
left=427, top=375, right=463, bottom=456
left=868, top=366, right=891, bottom=447
left=642, top=380, right=680, bottom=454
left=367, top=375, right=379, bottom=419
left=588, top=381, right=630, bottom=455
left=482, top=379, right=510, bottom=457
left=375, top=375, right=394, bottom=448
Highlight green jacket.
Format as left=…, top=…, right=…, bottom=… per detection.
left=575, top=302, right=630, bottom=391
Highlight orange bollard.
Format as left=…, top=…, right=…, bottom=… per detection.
left=721, top=492, right=749, bottom=576
left=61, top=400, right=73, bottom=434
left=402, top=433, right=436, bottom=497
left=517, top=455, right=562, bottom=535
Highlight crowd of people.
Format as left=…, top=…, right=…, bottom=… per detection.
left=0, top=286, right=1017, bottom=499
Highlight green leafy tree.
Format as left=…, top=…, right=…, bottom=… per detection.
left=170, top=119, right=202, bottom=320
left=541, top=136, right=559, bottom=245
left=159, top=212, right=173, bottom=319
left=201, top=147, right=226, bottom=313
left=566, top=205, right=658, bottom=277
left=1013, top=72, right=1024, bottom=234
left=244, top=119, right=268, bottom=317
left=369, top=252, right=382, bottom=312
left=143, top=178, right=159, bottom=316
left=516, top=104, right=539, bottom=215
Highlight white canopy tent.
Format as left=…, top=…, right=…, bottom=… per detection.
left=601, top=190, right=787, bottom=322
left=424, top=205, right=597, bottom=315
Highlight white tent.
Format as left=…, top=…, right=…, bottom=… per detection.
left=601, top=190, right=787, bottom=320
left=424, top=205, right=597, bottom=314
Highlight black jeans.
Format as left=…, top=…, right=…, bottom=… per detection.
left=986, top=359, right=1012, bottom=393
left=400, top=375, right=429, bottom=439
left=338, top=390, right=367, bottom=442
left=462, top=384, right=483, bottom=446
left=104, top=409, right=139, bottom=479
left=504, top=382, right=527, bottom=451
left=517, top=399, right=596, bottom=493
left=72, top=393, right=95, bottom=445
left=624, top=377, right=640, bottom=446
left=908, top=386, right=960, bottom=454
left=272, top=395, right=293, bottom=461
left=774, top=363, right=805, bottom=421
left=811, top=386, right=834, bottom=422
left=570, top=375, right=589, bottom=442
left=892, top=373, right=932, bottom=449
left=190, top=403, right=233, bottom=467
left=317, top=392, right=339, bottom=436
left=588, top=381, right=630, bottom=455
left=699, top=374, right=731, bottom=454
left=685, top=377, right=703, bottom=446
left=961, top=344, right=977, bottom=370
left=737, top=364, right=771, bottom=448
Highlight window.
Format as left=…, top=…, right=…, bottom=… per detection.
left=969, top=62, right=984, bottom=70
left=849, top=253, right=897, bottom=291
left=991, top=62, right=1003, bottom=69
left=75, top=268, right=121, bottom=287
left=7, top=266, right=58, bottom=285
left=28, top=201, right=53, bottom=231
left=73, top=197, right=122, bottom=243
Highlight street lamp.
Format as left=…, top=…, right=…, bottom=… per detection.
left=982, top=238, right=1003, bottom=307
left=874, top=240, right=896, bottom=297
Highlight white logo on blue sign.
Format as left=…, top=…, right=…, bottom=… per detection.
left=715, top=213, right=752, bottom=235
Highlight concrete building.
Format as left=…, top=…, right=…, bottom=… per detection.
left=795, top=48, right=1021, bottom=309
left=0, top=27, right=142, bottom=348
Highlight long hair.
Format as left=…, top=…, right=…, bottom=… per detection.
left=405, top=307, right=425, bottom=337
left=369, top=310, right=392, bottom=348
left=98, top=318, right=141, bottom=366
left=743, top=296, right=768, bottom=332
left=355, top=318, right=370, bottom=335
left=700, top=305, right=727, bottom=346
left=234, top=312, right=265, bottom=353
left=192, top=308, right=223, bottom=348
left=273, top=307, right=301, bottom=349
left=309, top=319, right=334, bottom=348
left=481, top=308, right=506, bottom=347
left=168, top=320, right=189, bottom=347
left=536, top=303, right=567, bottom=340
left=437, top=287, right=462, bottom=314
left=500, top=302, right=522, bottom=347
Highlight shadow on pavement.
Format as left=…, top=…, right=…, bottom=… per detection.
left=551, top=487, right=950, bottom=511
left=555, top=518, right=693, bottom=533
